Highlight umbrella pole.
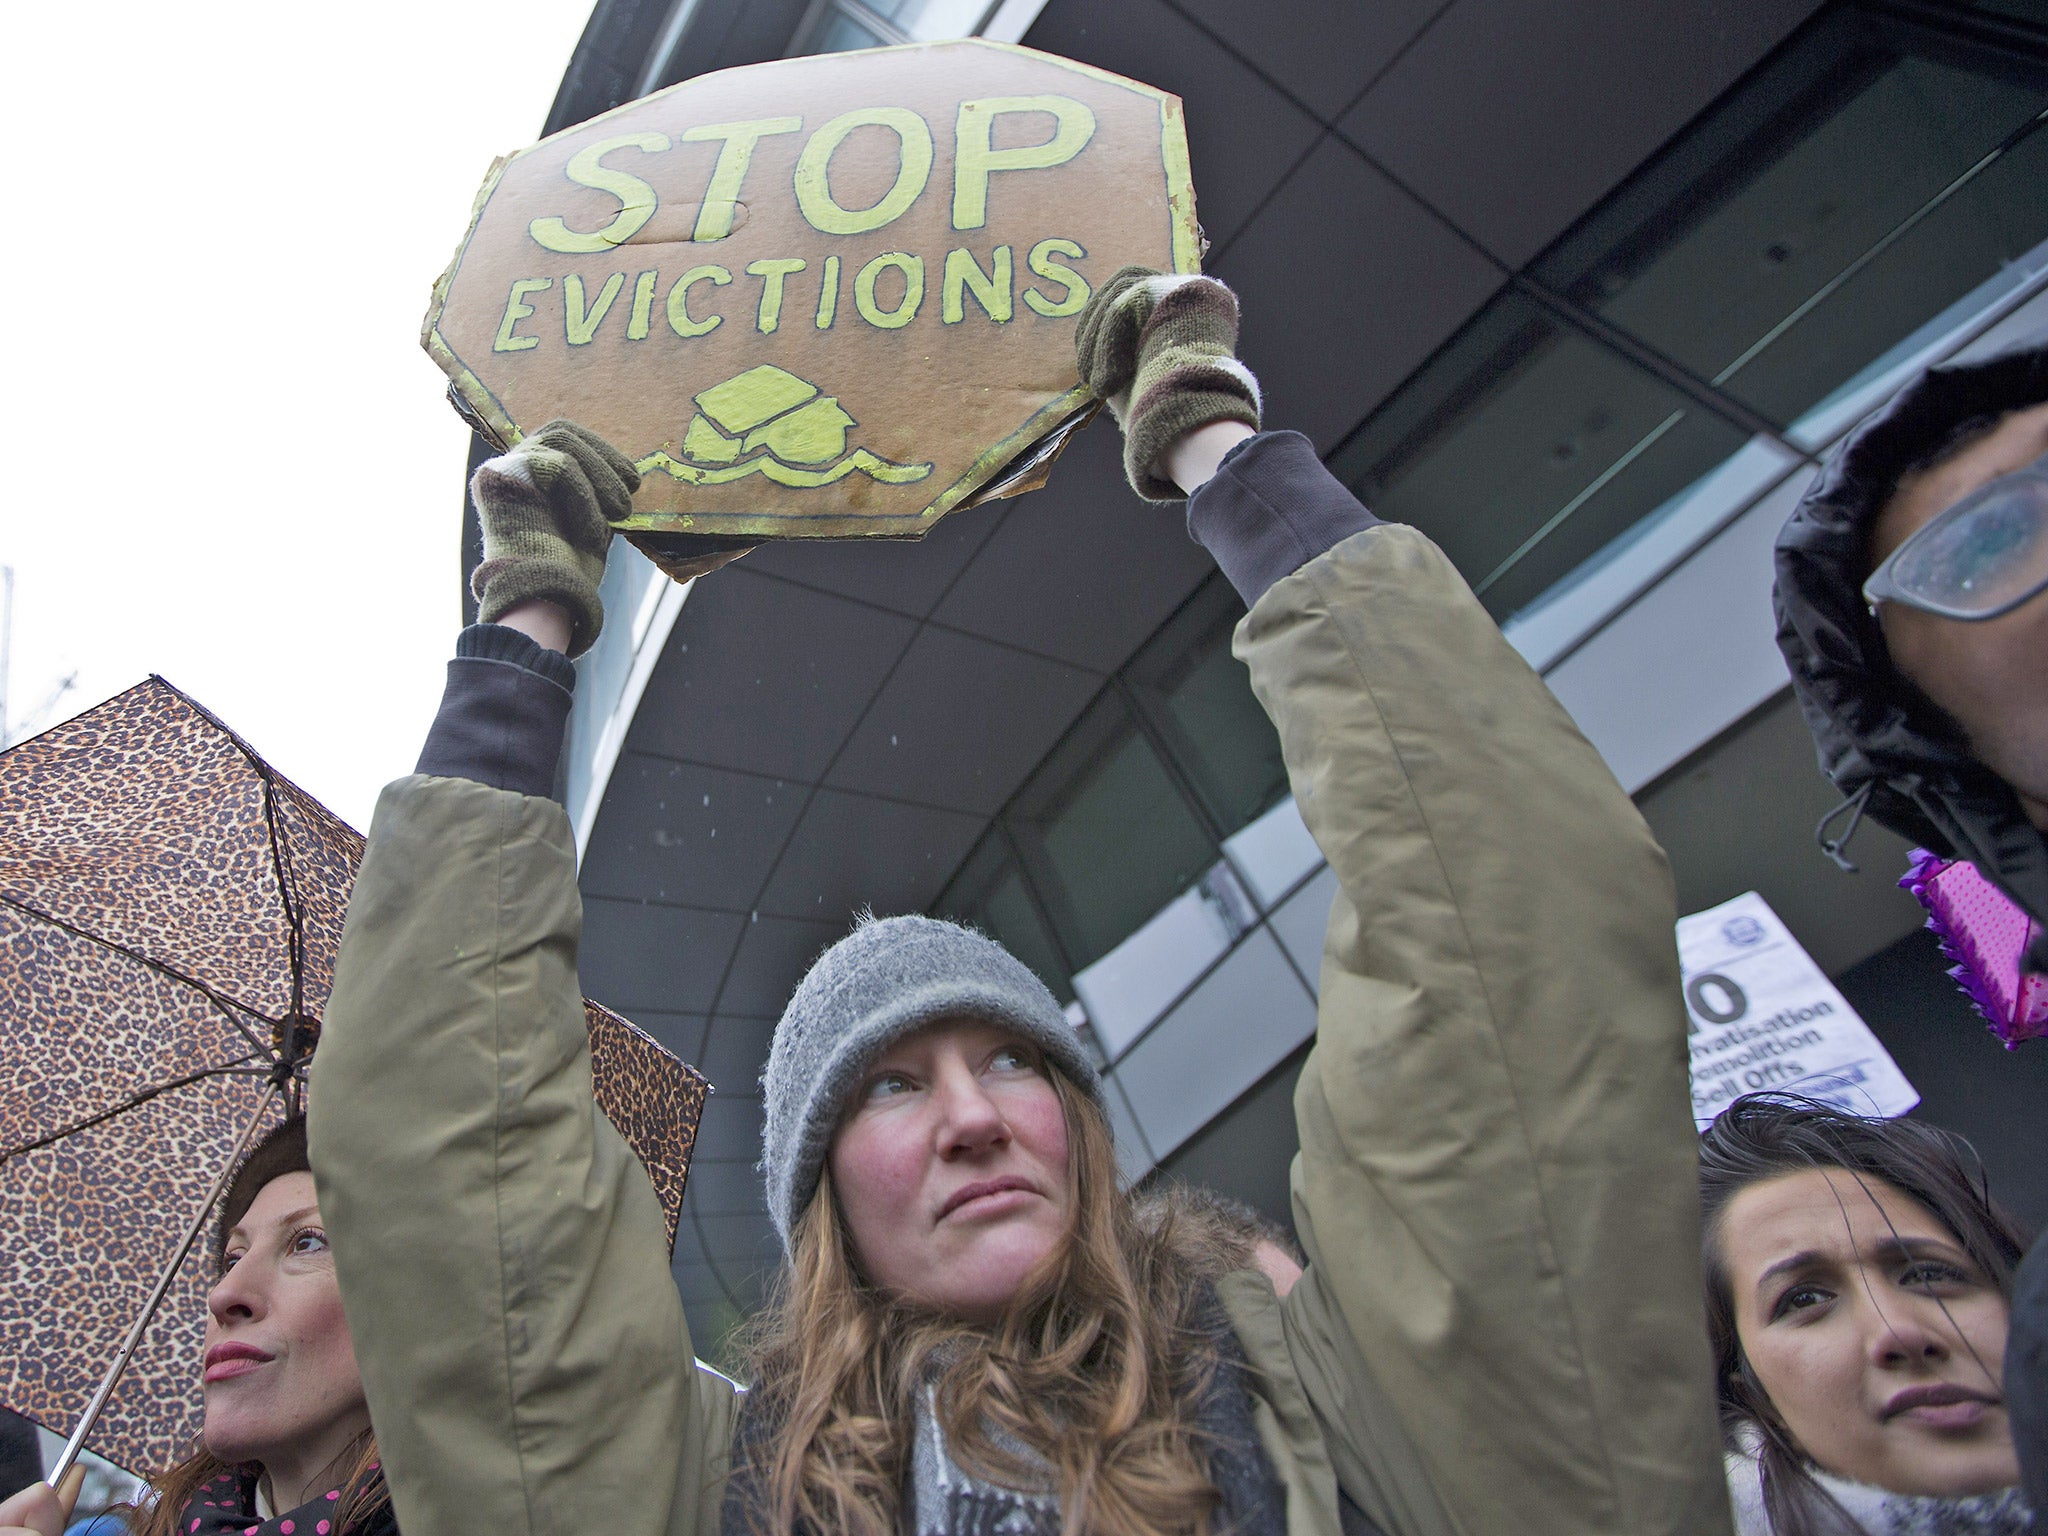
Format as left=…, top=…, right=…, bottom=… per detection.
left=47, top=1082, right=283, bottom=1487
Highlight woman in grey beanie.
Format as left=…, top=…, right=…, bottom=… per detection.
left=734, top=909, right=1271, bottom=1536
left=757, top=910, right=1103, bottom=1269
left=314, top=273, right=1728, bottom=1536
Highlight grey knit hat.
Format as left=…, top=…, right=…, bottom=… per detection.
left=760, top=913, right=1102, bottom=1251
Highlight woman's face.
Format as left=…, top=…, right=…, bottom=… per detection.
left=827, top=1018, right=1072, bottom=1322
left=1719, top=1168, right=2017, bottom=1497
left=203, top=1172, right=371, bottom=1483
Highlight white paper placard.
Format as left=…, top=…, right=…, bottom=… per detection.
left=1679, top=890, right=1918, bottom=1128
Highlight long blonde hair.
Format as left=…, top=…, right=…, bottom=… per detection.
left=734, top=1069, right=1245, bottom=1536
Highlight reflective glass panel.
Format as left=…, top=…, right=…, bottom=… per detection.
left=1973, top=0, right=2048, bottom=24
left=1008, top=694, right=1219, bottom=972
left=1127, top=578, right=1288, bottom=836
left=866, top=0, right=993, bottom=37
left=806, top=10, right=888, bottom=52
left=1533, top=9, right=2048, bottom=425
left=1327, top=291, right=1749, bottom=619
left=934, top=834, right=1074, bottom=1001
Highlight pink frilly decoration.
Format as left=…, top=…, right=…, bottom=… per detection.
left=1900, top=849, right=2048, bottom=1048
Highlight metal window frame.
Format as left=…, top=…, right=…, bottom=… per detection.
left=927, top=572, right=1282, bottom=990
left=1326, top=0, right=2048, bottom=620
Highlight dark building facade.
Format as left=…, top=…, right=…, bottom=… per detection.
left=468, top=0, right=2048, bottom=1360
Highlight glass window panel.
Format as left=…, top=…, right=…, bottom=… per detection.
left=1008, top=695, right=1219, bottom=972
left=1328, top=291, right=1750, bottom=619
left=1768, top=111, right=2048, bottom=434
left=1155, top=647, right=1286, bottom=829
left=934, top=833, right=1073, bottom=1001
left=805, top=10, right=888, bottom=53
left=1533, top=10, right=2048, bottom=425
left=981, top=870, right=1068, bottom=998
left=1973, top=0, right=2048, bottom=24
left=866, top=0, right=992, bottom=38
left=1127, top=578, right=1288, bottom=837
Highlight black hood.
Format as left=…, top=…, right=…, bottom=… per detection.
left=1772, top=329, right=2048, bottom=934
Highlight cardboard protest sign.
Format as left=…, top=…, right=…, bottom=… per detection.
left=1679, top=891, right=1918, bottom=1128
left=424, top=40, right=1199, bottom=578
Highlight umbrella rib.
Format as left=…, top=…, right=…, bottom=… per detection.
left=251, top=723, right=317, bottom=1118
left=0, top=890, right=276, bottom=1057
left=262, top=774, right=308, bottom=1028
left=0, top=1053, right=266, bottom=1165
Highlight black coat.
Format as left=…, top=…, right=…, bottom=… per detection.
left=1772, top=329, right=2048, bottom=957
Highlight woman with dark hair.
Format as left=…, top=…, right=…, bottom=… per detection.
left=1699, top=1094, right=2034, bottom=1534
left=0, top=1118, right=393, bottom=1536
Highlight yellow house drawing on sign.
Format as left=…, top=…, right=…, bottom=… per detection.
left=638, top=364, right=934, bottom=488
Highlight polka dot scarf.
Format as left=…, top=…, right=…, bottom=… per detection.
left=175, top=1469, right=396, bottom=1536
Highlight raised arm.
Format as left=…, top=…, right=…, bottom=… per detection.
left=1223, top=447, right=1724, bottom=1536
left=1080, top=271, right=1728, bottom=1536
left=307, top=424, right=737, bottom=1536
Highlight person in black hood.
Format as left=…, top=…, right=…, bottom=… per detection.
left=1774, top=330, right=2048, bottom=958
left=1775, top=330, right=2048, bottom=1531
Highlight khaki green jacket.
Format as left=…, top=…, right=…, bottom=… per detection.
left=309, top=525, right=1730, bottom=1536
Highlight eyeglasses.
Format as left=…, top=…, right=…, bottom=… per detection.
left=1863, top=449, right=2048, bottom=621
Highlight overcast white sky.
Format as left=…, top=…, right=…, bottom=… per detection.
left=0, top=3, right=599, bottom=828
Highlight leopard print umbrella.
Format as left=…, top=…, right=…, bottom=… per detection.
left=0, top=677, right=705, bottom=1478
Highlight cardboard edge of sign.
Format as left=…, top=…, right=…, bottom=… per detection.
left=421, top=39, right=1199, bottom=549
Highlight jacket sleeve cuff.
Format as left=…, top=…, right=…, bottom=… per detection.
left=413, top=624, right=576, bottom=797
left=1185, top=430, right=1382, bottom=609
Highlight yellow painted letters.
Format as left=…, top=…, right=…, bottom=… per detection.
left=854, top=252, right=924, bottom=329
left=627, top=270, right=659, bottom=340
left=952, top=96, right=1095, bottom=230
left=747, top=258, right=808, bottom=333
left=667, top=265, right=732, bottom=337
left=565, top=272, right=626, bottom=345
left=795, top=108, right=934, bottom=236
left=493, top=278, right=552, bottom=352
left=942, top=245, right=1013, bottom=324
left=679, top=118, right=803, bottom=242
left=529, top=134, right=670, bottom=254
left=1022, top=238, right=1091, bottom=317
left=816, top=253, right=842, bottom=329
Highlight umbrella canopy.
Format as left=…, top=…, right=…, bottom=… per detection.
left=0, top=677, right=705, bottom=1477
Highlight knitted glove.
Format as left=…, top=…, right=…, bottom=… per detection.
left=469, top=419, right=639, bottom=658
left=1074, top=265, right=1261, bottom=500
